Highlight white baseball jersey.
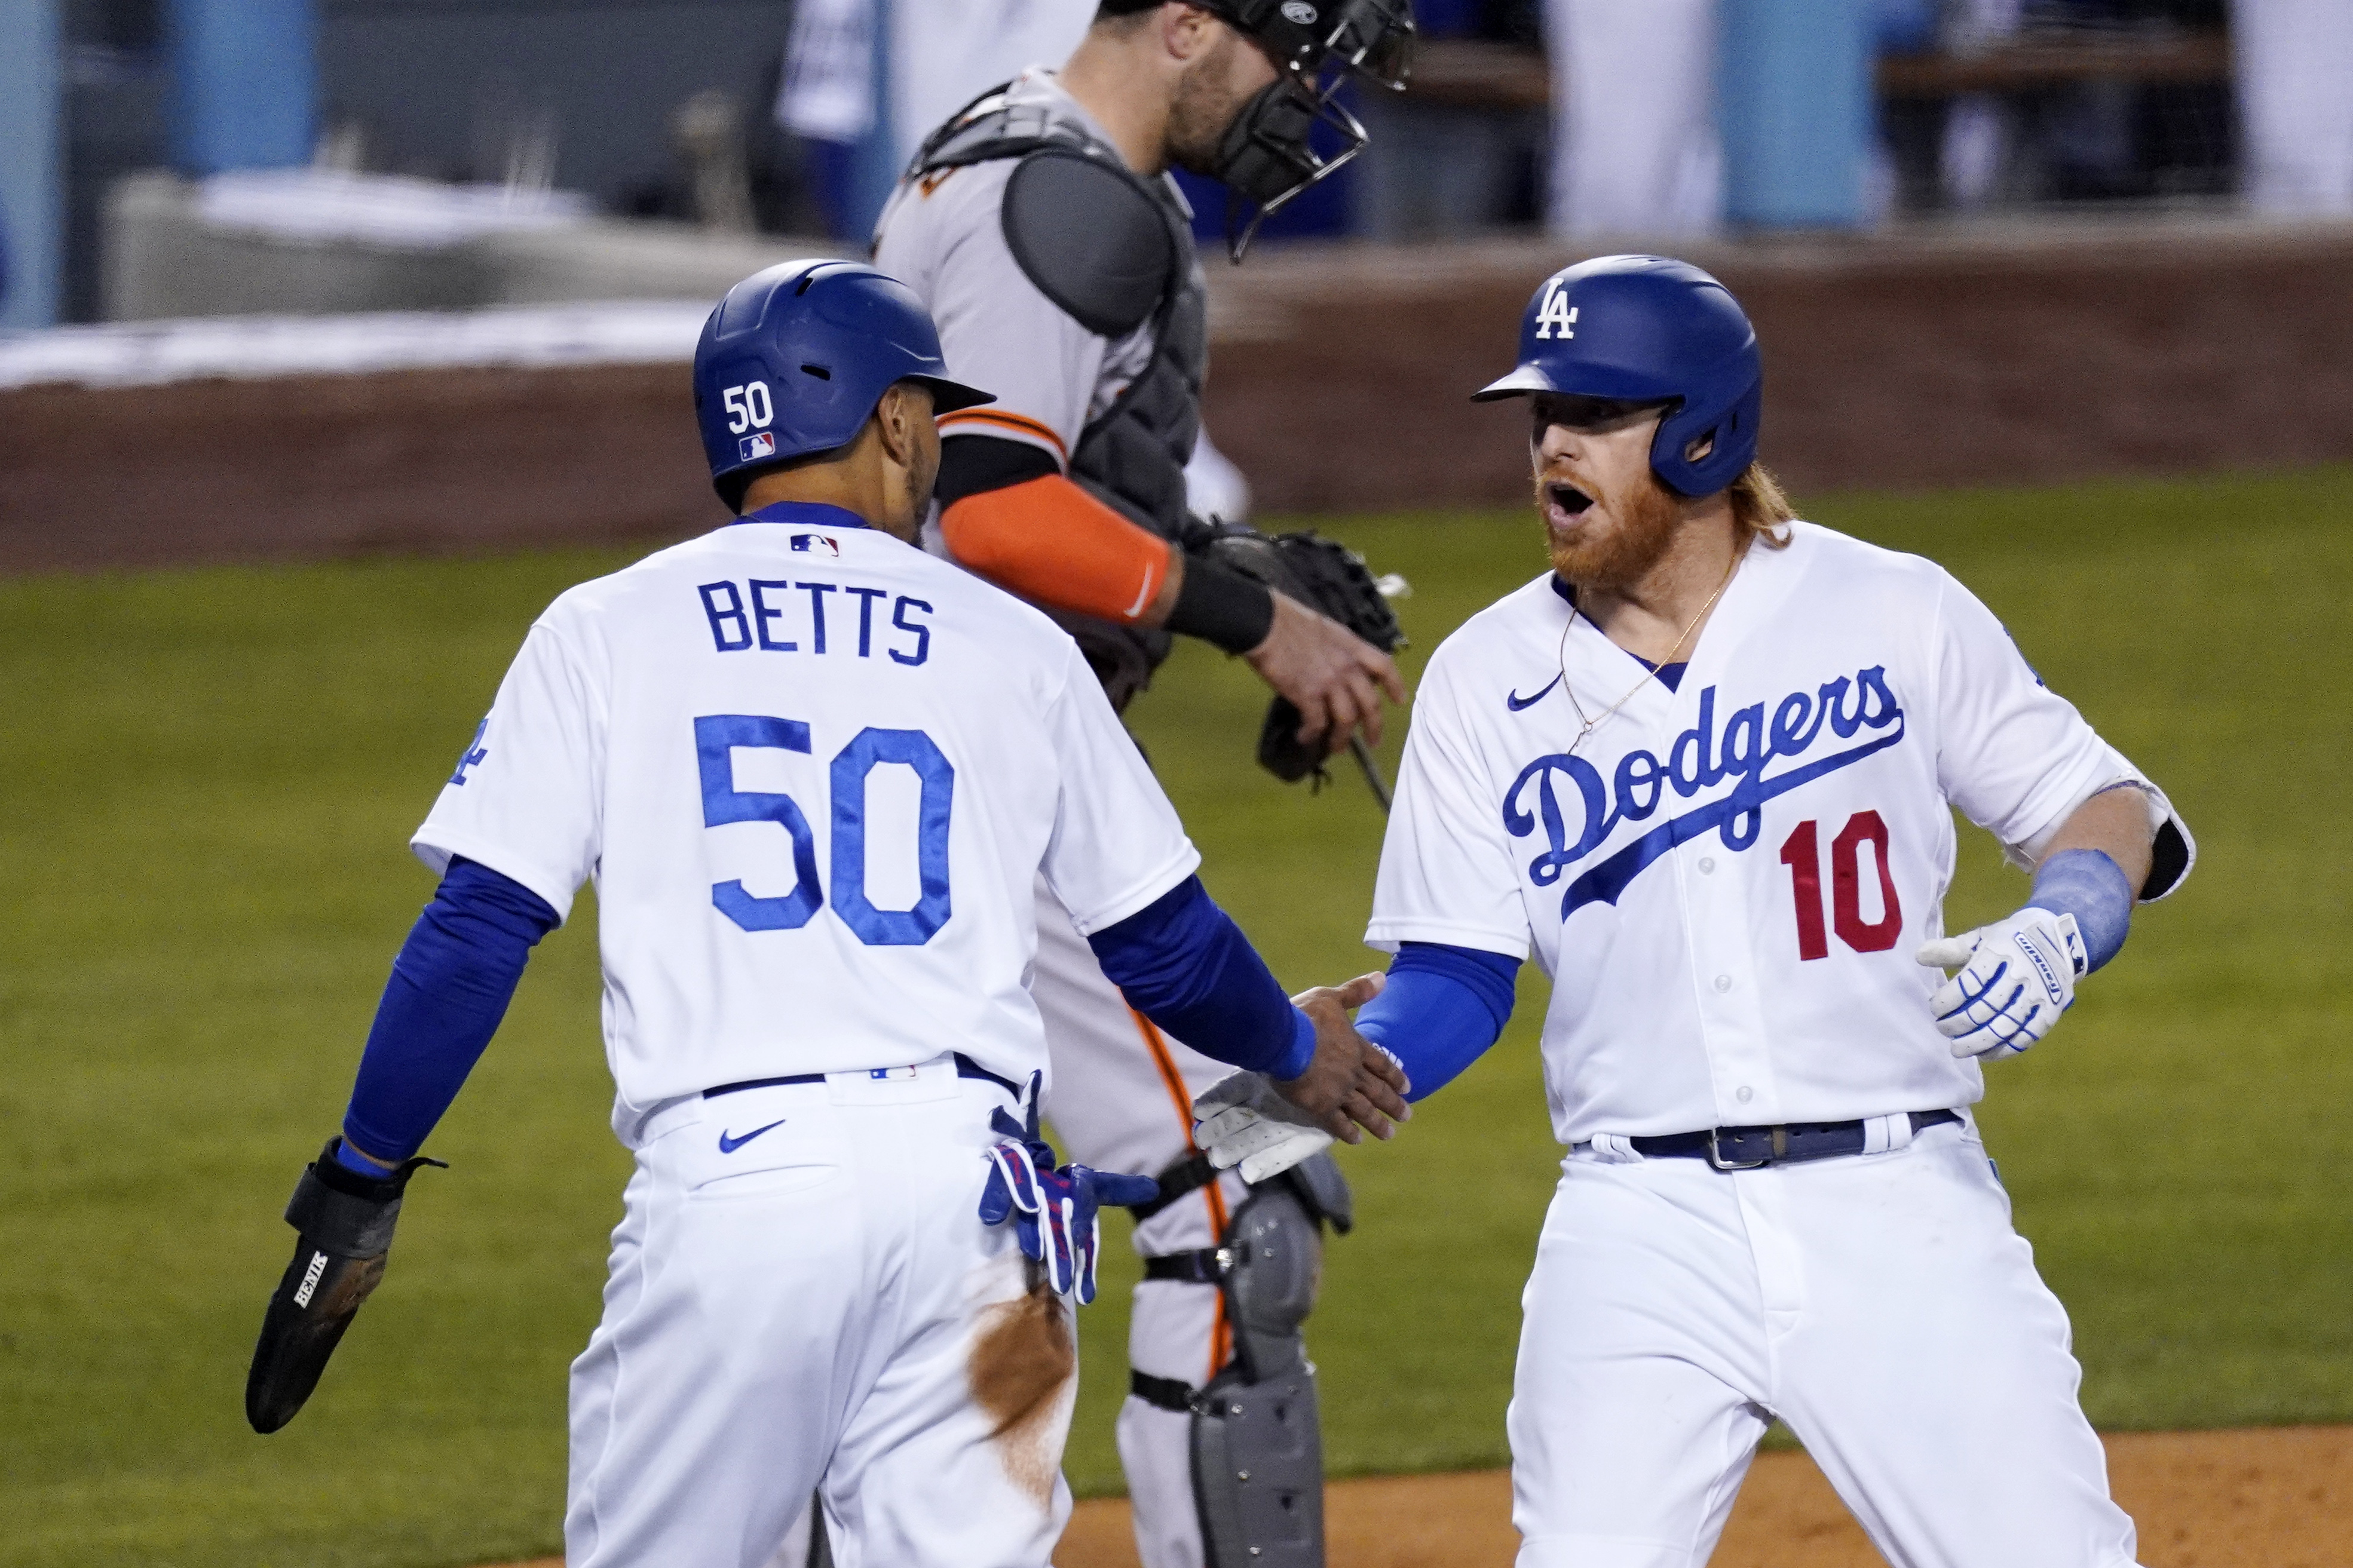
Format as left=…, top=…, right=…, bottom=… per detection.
left=1368, top=521, right=2193, bottom=1144
left=412, top=510, right=1199, bottom=1139
left=873, top=69, right=1168, bottom=476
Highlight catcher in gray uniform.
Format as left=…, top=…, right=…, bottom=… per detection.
left=870, top=5, right=1416, bottom=1566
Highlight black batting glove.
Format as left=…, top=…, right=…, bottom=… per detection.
left=244, top=1137, right=443, bottom=1434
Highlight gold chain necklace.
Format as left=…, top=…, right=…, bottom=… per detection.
left=1556, top=556, right=1739, bottom=755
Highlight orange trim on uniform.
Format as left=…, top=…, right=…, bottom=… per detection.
left=1129, top=1009, right=1200, bottom=1149
left=1203, top=1167, right=1234, bottom=1377
left=937, top=407, right=1070, bottom=465
left=940, top=474, right=1172, bottom=625
left=1128, top=1008, right=1237, bottom=1379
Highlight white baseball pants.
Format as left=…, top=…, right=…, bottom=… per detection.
left=1509, top=1116, right=2142, bottom=1568
left=564, top=1056, right=1075, bottom=1568
left=764, top=886, right=1251, bottom=1568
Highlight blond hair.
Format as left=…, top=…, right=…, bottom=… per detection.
left=1730, top=461, right=1796, bottom=549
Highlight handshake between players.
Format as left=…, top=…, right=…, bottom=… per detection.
left=1255, top=972, right=1413, bottom=1144
left=238, top=242, right=2192, bottom=1568
left=1193, top=972, right=1410, bottom=1185
left=991, top=972, right=1410, bottom=1309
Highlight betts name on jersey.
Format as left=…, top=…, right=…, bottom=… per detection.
left=410, top=511, right=1199, bottom=1143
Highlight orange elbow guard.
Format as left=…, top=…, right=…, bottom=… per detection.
left=940, top=475, right=1173, bottom=624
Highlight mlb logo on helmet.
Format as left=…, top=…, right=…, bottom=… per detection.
left=739, top=431, right=777, bottom=462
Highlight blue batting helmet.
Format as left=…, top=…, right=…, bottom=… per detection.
left=693, top=260, right=993, bottom=499
left=1473, top=255, right=1763, bottom=498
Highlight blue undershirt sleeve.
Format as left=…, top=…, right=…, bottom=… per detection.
left=339, top=857, right=560, bottom=1164
left=1087, top=876, right=1316, bottom=1080
left=1354, top=941, right=1521, bottom=1102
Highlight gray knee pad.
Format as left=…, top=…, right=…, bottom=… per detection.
left=1185, top=1153, right=1352, bottom=1568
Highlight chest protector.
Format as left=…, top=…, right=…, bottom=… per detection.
left=905, top=83, right=1211, bottom=705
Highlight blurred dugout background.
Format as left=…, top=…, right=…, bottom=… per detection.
left=2, top=0, right=2349, bottom=326
left=1, top=0, right=2350, bottom=567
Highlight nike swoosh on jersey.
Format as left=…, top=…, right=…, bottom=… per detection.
left=718, top=1118, right=788, bottom=1154
left=1506, top=673, right=1563, bottom=711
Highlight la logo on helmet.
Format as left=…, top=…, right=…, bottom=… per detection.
left=1281, top=2, right=1318, bottom=23
left=1534, top=283, right=1579, bottom=341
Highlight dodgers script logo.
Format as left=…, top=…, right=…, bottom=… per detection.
left=1504, top=666, right=1905, bottom=919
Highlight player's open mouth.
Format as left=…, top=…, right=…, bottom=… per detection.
left=1545, top=482, right=1595, bottom=521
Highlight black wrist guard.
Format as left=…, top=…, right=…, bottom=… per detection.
left=1166, top=553, right=1276, bottom=653
left=244, top=1137, right=445, bottom=1434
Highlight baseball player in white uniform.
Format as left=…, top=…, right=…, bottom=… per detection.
left=239, top=260, right=1408, bottom=1568
left=1201, top=255, right=2196, bottom=1567
left=868, top=7, right=1418, bottom=1567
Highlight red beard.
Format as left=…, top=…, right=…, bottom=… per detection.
left=1539, top=468, right=1683, bottom=593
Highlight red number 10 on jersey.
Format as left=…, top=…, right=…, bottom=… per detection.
left=1778, top=811, right=1902, bottom=960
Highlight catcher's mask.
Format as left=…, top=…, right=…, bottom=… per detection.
left=1201, top=0, right=1416, bottom=260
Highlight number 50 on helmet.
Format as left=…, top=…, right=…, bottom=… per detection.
left=692, top=259, right=993, bottom=506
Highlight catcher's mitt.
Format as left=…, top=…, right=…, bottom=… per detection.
left=1188, top=520, right=1407, bottom=786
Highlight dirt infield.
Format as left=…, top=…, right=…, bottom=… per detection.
left=1064, top=1428, right=2353, bottom=1566
left=5, top=219, right=2350, bottom=574
left=483, top=1426, right=2351, bottom=1567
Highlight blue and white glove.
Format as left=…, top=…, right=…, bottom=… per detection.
left=978, top=1092, right=1158, bottom=1306
left=1917, top=846, right=2134, bottom=1060
left=1916, top=907, right=2087, bottom=1059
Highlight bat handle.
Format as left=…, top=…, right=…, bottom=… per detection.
left=1349, top=736, right=1392, bottom=815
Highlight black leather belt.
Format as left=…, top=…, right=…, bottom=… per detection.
left=704, top=1052, right=1022, bottom=1101
left=1630, top=1109, right=1962, bottom=1171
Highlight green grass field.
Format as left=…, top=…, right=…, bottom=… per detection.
left=4, top=466, right=2348, bottom=1567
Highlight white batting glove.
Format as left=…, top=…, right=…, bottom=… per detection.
left=1193, top=1071, right=1334, bottom=1184
left=1916, top=907, right=2088, bottom=1060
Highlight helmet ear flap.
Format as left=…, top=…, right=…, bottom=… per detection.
left=1649, top=376, right=1761, bottom=498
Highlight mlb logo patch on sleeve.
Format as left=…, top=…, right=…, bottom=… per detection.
left=739, top=431, right=777, bottom=462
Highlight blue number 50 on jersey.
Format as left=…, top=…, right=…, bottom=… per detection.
left=694, top=714, right=955, bottom=946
